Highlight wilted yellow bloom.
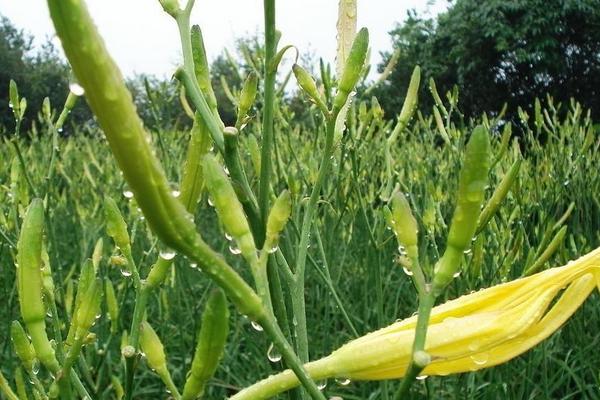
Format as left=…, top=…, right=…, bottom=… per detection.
left=233, top=247, right=600, bottom=400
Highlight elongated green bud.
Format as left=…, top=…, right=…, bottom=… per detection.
left=247, top=134, right=261, bottom=176
left=67, top=260, right=95, bottom=345
left=17, top=199, right=59, bottom=372
left=139, top=322, right=166, bottom=371
left=75, top=278, right=102, bottom=338
left=202, top=154, right=256, bottom=261
left=191, top=25, right=218, bottom=112
left=40, top=245, right=55, bottom=302
left=293, top=64, right=328, bottom=114
left=105, top=279, right=119, bottom=332
left=11, top=321, right=36, bottom=372
left=476, top=158, right=521, bottom=234
left=389, top=192, right=419, bottom=259
left=524, top=226, right=567, bottom=276
left=397, top=66, right=420, bottom=128
left=92, top=238, right=103, bottom=271
left=237, top=72, right=259, bottom=126
left=433, top=106, right=450, bottom=145
left=9, top=79, right=19, bottom=116
left=266, top=190, right=292, bottom=248
left=180, top=115, right=211, bottom=213
left=333, top=28, right=369, bottom=112
left=146, top=256, right=172, bottom=289
left=433, top=126, right=490, bottom=293
left=429, top=77, right=447, bottom=117
left=182, top=289, right=229, bottom=400
left=104, top=197, right=130, bottom=252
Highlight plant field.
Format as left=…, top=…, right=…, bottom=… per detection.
left=1, top=0, right=599, bottom=399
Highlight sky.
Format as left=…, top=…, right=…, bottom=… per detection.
left=1, top=0, right=447, bottom=79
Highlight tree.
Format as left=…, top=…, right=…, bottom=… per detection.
left=375, top=0, right=600, bottom=120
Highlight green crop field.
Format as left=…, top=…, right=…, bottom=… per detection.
left=1, top=0, right=599, bottom=399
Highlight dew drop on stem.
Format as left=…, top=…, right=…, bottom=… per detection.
left=267, top=343, right=282, bottom=362
left=123, top=190, right=134, bottom=199
left=160, top=249, right=176, bottom=260
left=251, top=321, right=263, bottom=332
left=229, top=245, right=242, bottom=255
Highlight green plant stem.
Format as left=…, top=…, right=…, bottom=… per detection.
left=124, top=284, right=150, bottom=400
left=393, top=291, right=436, bottom=400
left=0, top=371, right=19, bottom=400
left=292, top=117, right=337, bottom=364
left=258, top=0, right=277, bottom=222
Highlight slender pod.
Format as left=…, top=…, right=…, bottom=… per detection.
left=524, top=226, right=568, bottom=276
left=179, top=115, right=211, bottom=213
left=236, top=72, right=259, bottom=128
left=16, top=199, right=60, bottom=373
left=139, top=322, right=180, bottom=397
left=433, top=126, right=491, bottom=293
left=105, top=279, right=119, bottom=333
left=182, top=289, right=230, bottom=400
left=396, top=66, right=420, bottom=130
left=265, top=190, right=292, bottom=249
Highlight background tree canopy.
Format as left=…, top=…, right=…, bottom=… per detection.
left=374, top=0, right=600, bottom=120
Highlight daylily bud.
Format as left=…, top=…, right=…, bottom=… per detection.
left=266, top=190, right=292, bottom=249
left=333, top=28, right=369, bottom=112
left=104, top=197, right=130, bottom=252
left=293, top=64, right=328, bottom=114
left=389, top=191, right=418, bottom=259
left=11, top=321, right=36, bottom=372
left=237, top=72, right=259, bottom=125
left=139, top=322, right=167, bottom=374
left=105, top=279, right=119, bottom=332
left=158, top=0, right=179, bottom=17
left=182, top=289, right=229, bottom=400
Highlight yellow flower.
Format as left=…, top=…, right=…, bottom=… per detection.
left=232, top=247, right=600, bottom=400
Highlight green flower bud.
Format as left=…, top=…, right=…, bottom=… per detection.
left=237, top=72, right=259, bottom=126
left=265, top=190, right=292, bottom=249
left=42, top=97, right=52, bottom=120
left=202, top=154, right=256, bottom=261
left=139, top=322, right=167, bottom=374
left=433, top=126, right=491, bottom=293
left=182, top=289, right=229, bottom=400
left=11, top=321, right=36, bottom=372
left=92, top=238, right=103, bottom=271
left=104, top=279, right=119, bottom=332
left=389, top=191, right=419, bottom=259
left=16, top=199, right=59, bottom=373
left=293, top=64, right=328, bottom=114
left=397, top=66, right=420, bottom=129
left=9, top=79, right=19, bottom=116
left=477, top=158, right=521, bottom=234
left=104, top=197, right=130, bottom=252
left=333, top=28, right=369, bottom=112
left=74, top=277, right=102, bottom=338
left=146, top=256, right=172, bottom=289
left=247, top=134, right=261, bottom=176
left=191, top=25, right=218, bottom=112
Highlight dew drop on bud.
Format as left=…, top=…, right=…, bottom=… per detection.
left=470, top=352, right=489, bottom=366
left=268, top=245, right=278, bottom=254
left=317, top=380, right=327, bottom=390
left=229, top=245, right=242, bottom=255
left=402, top=266, right=413, bottom=276
left=123, top=190, right=134, bottom=199
left=267, top=343, right=282, bottom=363
left=416, top=375, right=428, bottom=381
left=335, top=377, right=351, bottom=386
left=120, top=269, right=132, bottom=277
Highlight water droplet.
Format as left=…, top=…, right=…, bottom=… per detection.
left=453, top=271, right=461, bottom=278
left=31, top=360, right=40, bottom=375
left=69, top=82, right=85, bottom=96
left=160, top=249, right=176, bottom=260
left=463, top=249, right=472, bottom=255
left=402, top=266, right=413, bottom=276
left=171, top=190, right=181, bottom=198
left=251, top=321, right=263, bottom=332
left=317, top=380, right=328, bottom=390
left=225, top=232, right=233, bottom=241
left=267, top=343, right=282, bottom=362
left=229, top=245, right=242, bottom=255
left=335, top=377, right=351, bottom=386
left=416, top=375, right=428, bottom=381
left=190, top=263, right=198, bottom=269
left=208, top=198, right=214, bottom=207
left=470, top=352, right=489, bottom=365
left=123, top=190, right=134, bottom=199
left=398, top=245, right=407, bottom=256
left=120, top=269, right=132, bottom=277
left=223, top=167, right=230, bottom=176
left=268, top=245, right=278, bottom=254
